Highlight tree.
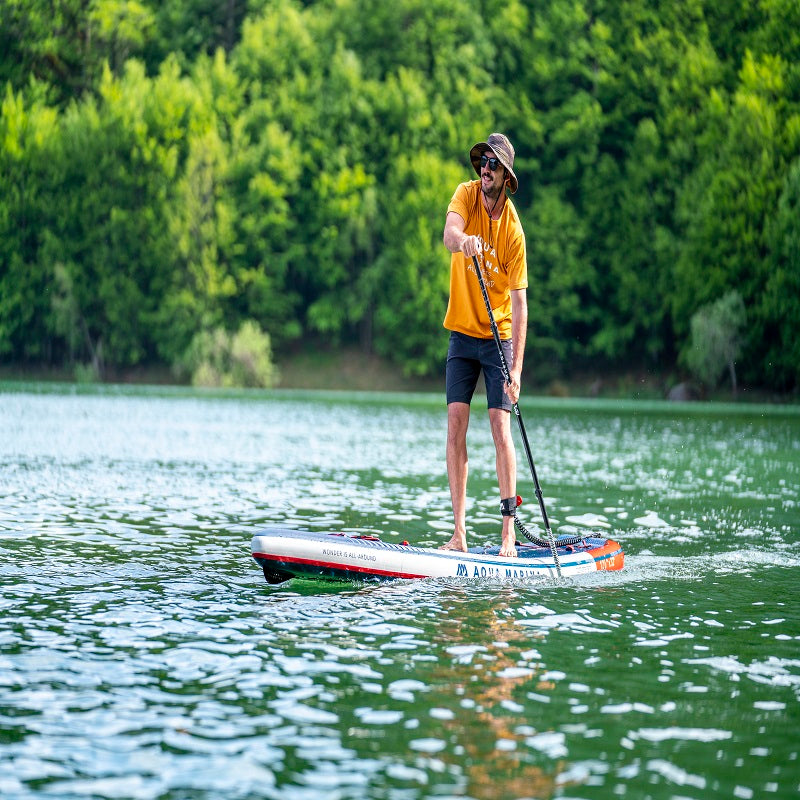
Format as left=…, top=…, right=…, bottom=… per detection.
left=0, top=0, right=96, bottom=104
left=0, top=84, right=59, bottom=361
left=760, top=159, right=800, bottom=391
left=35, top=59, right=202, bottom=372
left=524, top=185, right=595, bottom=377
left=371, top=150, right=462, bottom=376
left=672, top=50, right=796, bottom=389
left=154, top=126, right=237, bottom=365
left=144, top=0, right=249, bottom=68
left=684, top=291, right=746, bottom=393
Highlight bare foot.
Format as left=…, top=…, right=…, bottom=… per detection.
left=498, top=539, right=518, bottom=558
left=440, top=533, right=468, bottom=552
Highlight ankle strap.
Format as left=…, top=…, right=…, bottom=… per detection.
left=500, top=496, right=522, bottom=517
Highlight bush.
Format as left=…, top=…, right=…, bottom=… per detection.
left=179, top=320, right=278, bottom=388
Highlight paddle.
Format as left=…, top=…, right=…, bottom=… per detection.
left=470, top=254, right=563, bottom=578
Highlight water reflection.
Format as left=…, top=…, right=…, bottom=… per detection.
left=431, top=590, right=565, bottom=798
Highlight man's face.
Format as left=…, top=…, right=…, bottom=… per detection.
left=480, top=149, right=506, bottom=200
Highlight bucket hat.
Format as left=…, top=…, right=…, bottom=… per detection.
left=469, top=132, right=518, bottom=194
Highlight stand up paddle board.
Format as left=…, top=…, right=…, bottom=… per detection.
left=251, top=527, right=624, bottom=584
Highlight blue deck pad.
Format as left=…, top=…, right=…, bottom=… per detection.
left=473, top=537, right=607, bottom=559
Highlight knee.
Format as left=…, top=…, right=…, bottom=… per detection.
left=447, top=404, right=470, bottom=443
left=488, top=411, right=512, bottom=445
left=493, top=428, right=514, bottom=452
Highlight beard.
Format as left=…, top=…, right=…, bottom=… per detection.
left=482, top=183, right=502, bottom=200
left=482, top=178, right=504, bottom=204
left=481, top=168, right=506, bottom=204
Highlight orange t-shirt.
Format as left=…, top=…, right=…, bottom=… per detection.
left=443, top=180, right=527, bottom=339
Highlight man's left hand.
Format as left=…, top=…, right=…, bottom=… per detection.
left=505, top=373, right=521, bottom=405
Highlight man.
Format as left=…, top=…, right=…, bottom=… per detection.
left=440, top=132, right=528, bottom=557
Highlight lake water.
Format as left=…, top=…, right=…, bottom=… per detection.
left=1, top=383, right=798, bottom=799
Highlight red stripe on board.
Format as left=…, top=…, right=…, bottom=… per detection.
left=253, top=552, right=429, bottom=580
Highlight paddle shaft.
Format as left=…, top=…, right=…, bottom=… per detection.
left=470, top=255, right=562, bottom=576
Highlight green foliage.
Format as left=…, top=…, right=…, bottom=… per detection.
left=37, top=59, right=202, bottom=371
left=90, top=0, right=157, bottom=73
left=1, top=0, right=798, bottom=392
left=144, top=0, right=249, bottom=67
left=372, top=152, right=462, bottom=376
left=0, top=1, right=96, bottom=104
left=761, top=158, right=800, bottom=391
left=587, top=123, right=675, bottom=364
left=0, top=84, right=59, bottom=360
left=683, top=291, right=746, bottom=391
left=155, top=125, right=237, bottom=363
left=525, top=186, right=595, bottom=369
left=672, top=47, right=797, bottom=390
left=179, top=320, right=277, bottom=387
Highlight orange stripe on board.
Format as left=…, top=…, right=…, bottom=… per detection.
left=592, top=540, right=625, bottom=571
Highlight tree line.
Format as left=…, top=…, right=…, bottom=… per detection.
left=1, top=0, right=798, bottom=392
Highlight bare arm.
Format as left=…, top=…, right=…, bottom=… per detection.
left=505, top=288, right=528, bottom=403
left=443, top=211, right=482, bottom=257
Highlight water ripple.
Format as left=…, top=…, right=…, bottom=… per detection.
left=1, top=387, right=798, bottom=799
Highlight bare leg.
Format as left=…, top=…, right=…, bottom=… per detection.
left=441, top=402, right=470, bottom=551
left=489, top=408, right=518, bottom=557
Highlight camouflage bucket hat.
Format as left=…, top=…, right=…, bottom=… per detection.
left=469, top=132, right=518, bottom=194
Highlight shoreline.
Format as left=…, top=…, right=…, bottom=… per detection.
left=1, top=351, right=796, bottom=406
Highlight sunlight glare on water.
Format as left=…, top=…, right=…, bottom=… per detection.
left=1, top=384, right=798, bottom=799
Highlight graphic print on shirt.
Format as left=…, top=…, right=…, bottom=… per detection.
left=466, top=236, right=499, bottom=290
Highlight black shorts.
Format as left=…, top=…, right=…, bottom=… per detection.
left=446, top=331, right=513, bottom=411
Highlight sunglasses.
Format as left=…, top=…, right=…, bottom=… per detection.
left=480, top=155, right=502, bottom=171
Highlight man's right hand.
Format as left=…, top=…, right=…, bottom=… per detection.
left=460, top=234, right=482, bottom=258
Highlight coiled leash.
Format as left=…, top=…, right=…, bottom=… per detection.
left=501, top=495, right=583, bottom=551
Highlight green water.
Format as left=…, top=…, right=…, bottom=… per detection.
left=1, top=384, right=798, bottom=799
